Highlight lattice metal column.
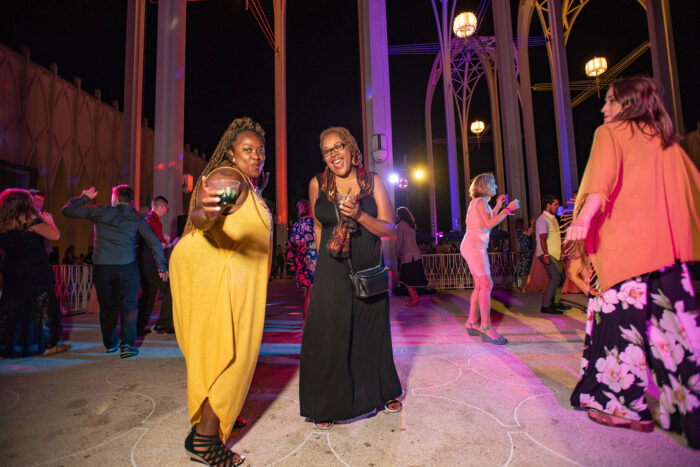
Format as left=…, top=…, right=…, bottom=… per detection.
left=516, top=1, right=542, bottom=215
left=646, top=0, right=684, bottom=134
left=431, top=0, right=461, bottom=232
left=492, top=0, right=528, bottom=221
left=547, top=0, right=577, bottom=202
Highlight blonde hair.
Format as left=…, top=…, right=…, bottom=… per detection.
left=469, top=172, right=494, bottom=199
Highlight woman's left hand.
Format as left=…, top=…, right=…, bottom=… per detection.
left=339, top=197, right=362, bottom=220
left=567, top=218, right=591, bottom=241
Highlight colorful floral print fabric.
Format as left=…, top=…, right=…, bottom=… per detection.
left=571, top=262, right=700, bottom=448
left=286, top=216, right=317, bottom=289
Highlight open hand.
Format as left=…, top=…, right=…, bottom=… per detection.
left=81, top=187, right=98, bottom=200
left=200, top=176, right=223, bottom=219
left=507, top=199, right=519, bottom=212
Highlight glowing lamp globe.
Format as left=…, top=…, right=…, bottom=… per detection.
left=414, top=169, right=425, bottom=180
left=389, top=173, right=399, bottom=185
left=470, top=120, right=485, bottom=136
left=453, top=12, right=477, bottom=38
left=585, top=57, right=607, bottom=78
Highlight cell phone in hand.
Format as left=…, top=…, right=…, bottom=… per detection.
left=504, top=194, right=509, bottom=205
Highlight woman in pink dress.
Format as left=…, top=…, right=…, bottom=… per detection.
left=460, top=173, right=519, bottom=345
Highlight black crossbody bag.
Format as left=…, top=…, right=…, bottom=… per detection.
left=334, top=205, right=390, bottom=299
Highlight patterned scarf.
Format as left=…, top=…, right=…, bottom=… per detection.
left=321, top=166, right=374, bottom=258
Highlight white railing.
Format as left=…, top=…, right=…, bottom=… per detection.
left=421, top=252, right=517, bottom=289
left=53, top=265, right=92, bottom=315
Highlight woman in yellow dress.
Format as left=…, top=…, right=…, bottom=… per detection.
left=171, top=117, right=272, bottom=466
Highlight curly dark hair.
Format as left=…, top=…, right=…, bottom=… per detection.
left=0, top=188, right=38, bottom=233
left=184, top=117, right=265, bottom=234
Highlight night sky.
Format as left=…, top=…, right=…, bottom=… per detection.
left=1, top=0, right=698, bottom=234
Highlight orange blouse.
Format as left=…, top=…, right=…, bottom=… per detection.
left=575, top=122, right=700, bottom=291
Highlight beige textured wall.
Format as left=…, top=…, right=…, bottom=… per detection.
left=0, top=43, right=206, bottom=257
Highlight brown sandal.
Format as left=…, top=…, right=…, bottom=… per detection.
left=587, top=410, right=653, bottom=432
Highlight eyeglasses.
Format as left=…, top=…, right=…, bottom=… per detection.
left=321, top=142, right=346, bottom=159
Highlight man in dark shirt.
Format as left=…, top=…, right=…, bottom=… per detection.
left=62, top=185, right=168, bottom=358
left=137, top=196, right=174, bottom=335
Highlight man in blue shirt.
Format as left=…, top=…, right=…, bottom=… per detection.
left=62, top=185, right=168, bottom=358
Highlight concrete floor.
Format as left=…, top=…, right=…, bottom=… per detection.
left=1, top=280, right=698, bottom=466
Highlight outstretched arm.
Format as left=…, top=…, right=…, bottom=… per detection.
left=61, top=187, right=99, bottom=219
left=474, top=198, right=519, bottom=230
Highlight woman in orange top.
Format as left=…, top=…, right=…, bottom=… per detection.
left=567, top=76, right=700, bottom=448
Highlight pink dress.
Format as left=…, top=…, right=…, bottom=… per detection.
left=460, top=198, right=491, bottom=276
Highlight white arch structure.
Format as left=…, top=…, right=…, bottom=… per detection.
left=424, top=0, right=682, bottom=239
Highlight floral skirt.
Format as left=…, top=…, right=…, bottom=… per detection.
left=570, top=262, right=700, bottom=448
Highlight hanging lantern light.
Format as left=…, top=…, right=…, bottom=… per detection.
left=585, top=57, right=608, bottom=96
left=585, top=57, right=608, bottom=77
left=453, top=12, right=477, bottom=39
left=470, top=120, right=485, bottom=136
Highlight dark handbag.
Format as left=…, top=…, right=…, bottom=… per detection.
left=348, top=257, right=390, bottom=299
left=334, top=204, right=390, bottom=298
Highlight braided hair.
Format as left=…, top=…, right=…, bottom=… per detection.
left=183, top=117, right=265, bottom=235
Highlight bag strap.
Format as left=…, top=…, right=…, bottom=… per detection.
left=333, top=204, right=383, bottom=273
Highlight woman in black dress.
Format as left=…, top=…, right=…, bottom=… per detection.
left=300, top=126, right=402, bottom=429
left=395, top=206, right=428, bottom=306
left=0, top=188, right=68, bottom=357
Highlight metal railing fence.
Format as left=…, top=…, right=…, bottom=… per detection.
left=421, top=252, right=517, bottom=289
left=53, top=265, right=92, bottom=315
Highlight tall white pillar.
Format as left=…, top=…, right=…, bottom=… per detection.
left=547, top=0, right=577, bottom=201
left=431, top=0, right=461, bottom=232
left=493, top=0, right=528, bottom=223
left=154, top=0, right=186, bottom=236
left=358, top=0, right=396, bottom=272
left=123, top=0, right=146, bottom=208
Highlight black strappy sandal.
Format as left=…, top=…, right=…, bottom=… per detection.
left=184, top=425, right=245, bottom=466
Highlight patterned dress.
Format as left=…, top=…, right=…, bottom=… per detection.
left=516, top=228, right=533, bottom=280
left=570, top=262, right=700, bottom=448
left=286, top=216, right=317, bottom=288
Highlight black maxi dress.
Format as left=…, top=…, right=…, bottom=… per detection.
left=299, top=177, right=402, bottom=421
left=0, top=224, right=62, bottom=357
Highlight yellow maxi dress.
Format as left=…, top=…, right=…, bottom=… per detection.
left=171, top=174, right=271, bottom=443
